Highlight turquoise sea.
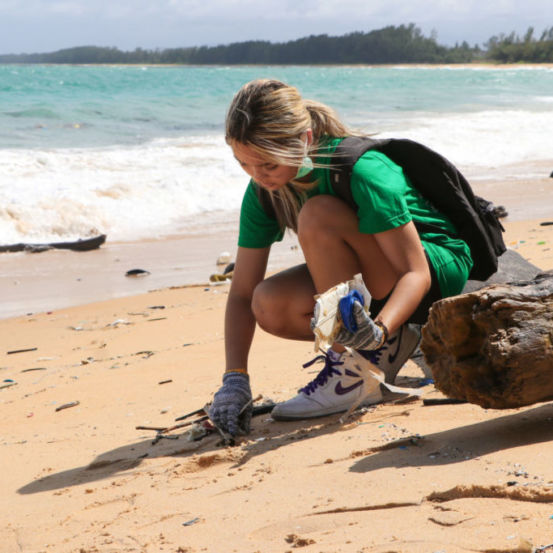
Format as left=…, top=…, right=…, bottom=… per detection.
left=1, top=64, right=552, bottom=243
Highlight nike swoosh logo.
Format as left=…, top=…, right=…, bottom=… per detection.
left=335, top=380, right=363, bottom=395
left=387, top=326, right=402, bottom=364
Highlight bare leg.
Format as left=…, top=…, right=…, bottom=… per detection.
left=297, top=195, right=400, bottom=298
left=252, top=264, right=315, bottom=340
left=251, top=196, right=416, bottom=343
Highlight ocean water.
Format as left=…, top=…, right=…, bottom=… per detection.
left=1, top=64, right=553, bottom=244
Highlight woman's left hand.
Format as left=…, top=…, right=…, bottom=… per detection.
left=334, top=300, right=385, bottom=351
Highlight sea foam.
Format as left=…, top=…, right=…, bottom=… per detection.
left=0, top=135, right=246, bottom=244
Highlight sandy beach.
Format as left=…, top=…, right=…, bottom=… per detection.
left=2, top=176, right=553, bottom=552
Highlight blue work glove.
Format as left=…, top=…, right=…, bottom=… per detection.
left=208, top=372, right=252, bottom=437
left=334, top=300, right=385, bottom=351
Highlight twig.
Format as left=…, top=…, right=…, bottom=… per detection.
left=174, top=407, right=207, bottom=422
left=7, top=347, right=37, bottom=355
left=423, top=398, right=467, bottom=406
left=55, top=401, right=80, bottom=412
left=535, top=543, right=553, bottom=553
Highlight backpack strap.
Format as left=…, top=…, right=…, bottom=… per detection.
left=330, top=136, right=387, bottom=208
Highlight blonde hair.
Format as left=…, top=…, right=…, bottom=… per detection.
left=225, top=79, right=358, bottom=231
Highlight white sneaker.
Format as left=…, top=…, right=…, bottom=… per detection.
left=271, top=349, right=383, bottom=421
left=358, top=323, right=421, bottom=384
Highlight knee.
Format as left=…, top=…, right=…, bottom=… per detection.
left=297, top=195, right=345, bottom=242
left=251, top=280, right=288, bottom=335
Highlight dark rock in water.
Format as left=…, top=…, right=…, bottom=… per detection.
left=125, top=268, right=150, bottom=278
left=462, top=249, right=541, bottom=294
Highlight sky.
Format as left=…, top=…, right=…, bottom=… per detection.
left=0, top=0, right=551, bottom=55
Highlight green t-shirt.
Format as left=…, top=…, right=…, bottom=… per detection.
left=238, top=137, right=473, bottom=297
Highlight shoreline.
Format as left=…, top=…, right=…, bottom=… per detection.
left=1, top=214, right=552, bottom=322
left=0, top=214, right=304, bottom=320
left=1, top=171, right=552, bottom=321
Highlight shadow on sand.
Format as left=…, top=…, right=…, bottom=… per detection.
left=18, top=392, right=553, bottom=495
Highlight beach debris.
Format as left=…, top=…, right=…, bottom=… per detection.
left=423, top=398, right=468, bottom=406
left=216, top=251, right=231, bottom=265
left=186, top=421, right=216, bottom=442
left=125, top=268, right=150, bottom=277
left=210, top=260, right=235, bottom=282
left=536, top=543, right=553, bottom=553
left=148, top=305, right=166, bottom=309
left=158, top=379, right=173, bottom=385
left=182, top=517, right=200, bottom=527
left=422, top=271, right=553, bottom=409
left=133, top=350, right=155, bottom=359
left=147, top=317, right=167, bottom=322
left=138, top=395, right=275, bottom=445
left=55, top=401, right=80, bottom=412
left=0, top=234, right=106, bottom=254
left=209, top=271, right=232, bottom=282
left=7, top=347, right=38, bottom=355
left=106, top=318, right=132, bottom=327
left=540, top=221, right=553, bottom=226
left=223, top=262, right=235, bottom=275
left=311, top=273, right=372, bottom=351
left=285, top=534, right=315, bottom=547
left=151, top=434, right=179, bottom=445
left=0, top=381, right=17, bottom=390
left=175, top=407, right=207, bottom=421
left=20, top=367, right=47, bottom=373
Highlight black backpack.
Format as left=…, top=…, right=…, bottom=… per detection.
left=257, top=136, right=506, bottom=281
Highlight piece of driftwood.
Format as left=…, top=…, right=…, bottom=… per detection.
left=0, top=234, right=106, bottom=253
left=421, top=269, right=553, bottom=409
left=412, top=249, right=542, bottom=378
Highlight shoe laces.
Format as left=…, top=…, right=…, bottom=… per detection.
left=360, top=335, right=393, bottom=365
left=360, top=344, right=385, bottom=365
left=300, top=353, right=343, bottom=396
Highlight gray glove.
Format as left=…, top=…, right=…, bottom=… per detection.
left=208, top=372, right=252, bottom=437
left=334, top=300, right=385, bottom=351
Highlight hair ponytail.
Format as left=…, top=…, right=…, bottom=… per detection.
left=226, top=79, right=360, bottom=231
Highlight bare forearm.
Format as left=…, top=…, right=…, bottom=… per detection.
left=224, top=293, right=257, bottom=371
left=375, top=270, right=430, bottom=334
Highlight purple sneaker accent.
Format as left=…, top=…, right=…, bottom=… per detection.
left=299, top=354, right=343, bottom=396
left=334, top=380, right=363, bottom=395
left=360, top=324, right=421, bottom=384
left=270, top=349, right=384, bottom=421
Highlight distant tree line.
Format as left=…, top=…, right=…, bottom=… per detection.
left=1, top=24, right=552, bottom=65
left=485, top=27, right=553, bottom=63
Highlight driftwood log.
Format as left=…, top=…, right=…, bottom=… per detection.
left=0, top=234, right=106, bottom=253
left=421, top=252, right=553, bottom=409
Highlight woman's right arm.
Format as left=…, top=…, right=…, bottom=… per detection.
left=224, top=245, right=270, bottom=372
